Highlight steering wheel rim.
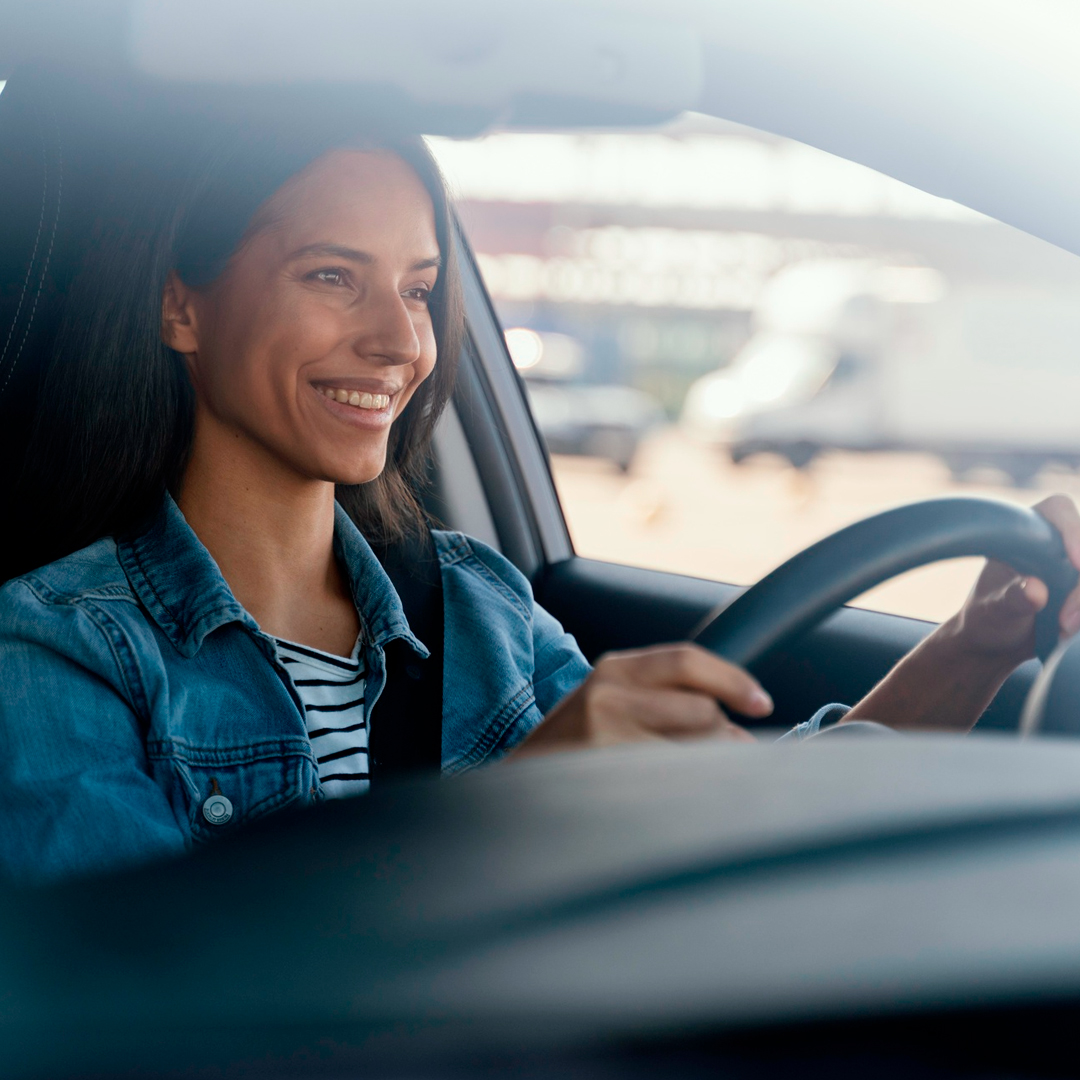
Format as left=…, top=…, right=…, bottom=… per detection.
left=693, top=497, right=1077, bottom=672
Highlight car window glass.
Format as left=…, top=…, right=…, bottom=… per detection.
left=430, top=115, right=1080, bottom=622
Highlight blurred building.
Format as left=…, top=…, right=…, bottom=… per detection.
left=431, top=115, right=1080, bottom=424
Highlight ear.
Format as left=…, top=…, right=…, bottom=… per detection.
left=161, top=271, right=202, bottom=355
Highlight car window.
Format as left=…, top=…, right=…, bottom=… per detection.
left=430, top=115, right=1080, bottom=622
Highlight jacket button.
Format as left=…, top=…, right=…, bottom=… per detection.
left=202, top=793, right=233, bottom=825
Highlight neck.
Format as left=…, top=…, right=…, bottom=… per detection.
left=177, top=411, right=359, bottom=653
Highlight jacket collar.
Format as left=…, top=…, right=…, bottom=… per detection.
left=332, top=499, right=429, bottom=658
left=116, top=494, right=428, bottom=660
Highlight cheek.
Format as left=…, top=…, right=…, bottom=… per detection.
left=257, top=296, right=342, bottom=372
left=417, top=323, right=438, bottom=381
left=207, top=301, right=338, bottom=406
left=398, top=321, right=438, bottom=408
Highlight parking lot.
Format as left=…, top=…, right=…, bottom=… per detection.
left=551, top=430, right=1080, bottom=623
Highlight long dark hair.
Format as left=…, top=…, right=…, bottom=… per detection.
left=9, top=119, right=463, bottom=578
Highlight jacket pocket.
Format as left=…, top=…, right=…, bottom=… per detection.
left=148, top=737, right=318, bottom=844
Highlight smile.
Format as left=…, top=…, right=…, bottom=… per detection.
left=316, top=386, right=392, bottom=410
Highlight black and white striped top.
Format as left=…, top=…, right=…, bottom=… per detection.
left=275, top=636, right=369, bottom=798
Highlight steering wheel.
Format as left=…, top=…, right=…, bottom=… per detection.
left=693, top=498, right=1078, bottom=678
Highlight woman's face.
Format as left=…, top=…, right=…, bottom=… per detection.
left=165, top=149, right=440, bottom=487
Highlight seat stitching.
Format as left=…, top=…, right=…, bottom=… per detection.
left=0, top=101, right=49, bottom=393
left=0, top=94, right=63, bottom=399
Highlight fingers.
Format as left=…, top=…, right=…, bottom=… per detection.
left=517, top=643, right=770, bottom=759
left=584, top=680, right=755, bottom=742
left=1035, top=494, right=1080, bottom=571
left=1000, top=575, right=1047, bottom=616
left=957, top=570, right=1046, bottom=659
left=1062, top=592, right=1080, bottom=637
left=951, top=496, right=1080, bottom=662
left=1033, top=495, right=1080, bottom=635
left=1014, top=575, right=1080, bottom=640
left=594, top=644, right=773, bottom=717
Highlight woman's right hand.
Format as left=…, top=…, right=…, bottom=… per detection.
left=510, top=643, right=774, bottom=758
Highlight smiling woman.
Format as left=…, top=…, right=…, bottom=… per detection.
left=0, top=94, right=778, bottom=883
left=167, top=151, right=443, bottom=492
left=12, top=132, right=462, bottom=576
left=163, top=149, right=445, bottom=655
left=2, top=73, right=1079, bottom=886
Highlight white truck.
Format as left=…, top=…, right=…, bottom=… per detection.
left=681, top=259, right=1080, bottom=485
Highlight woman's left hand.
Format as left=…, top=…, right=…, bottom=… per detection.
left=951, top=494, right=1080, bottom=666
left=844, top=494, right=1080, bottom=732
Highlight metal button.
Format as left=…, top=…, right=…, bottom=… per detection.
left=202, top=793, right=233, bottom=825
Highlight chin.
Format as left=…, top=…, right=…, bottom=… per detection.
left=324, top=457, right=388, bottom=488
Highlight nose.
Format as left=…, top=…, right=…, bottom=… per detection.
left=352, top=283, right=422, bottom=367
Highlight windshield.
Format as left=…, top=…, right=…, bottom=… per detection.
left=433, top=115, right=1080, bottom=621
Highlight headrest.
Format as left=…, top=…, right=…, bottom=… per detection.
left=0, top=69, right=211, bottom=498
left=0, top=68, right=191, bottom=556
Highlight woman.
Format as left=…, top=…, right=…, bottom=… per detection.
left=1, top=119, right=1078, bottom=884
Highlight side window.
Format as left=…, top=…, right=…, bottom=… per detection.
left=430, top=118, right=1080, bottom=622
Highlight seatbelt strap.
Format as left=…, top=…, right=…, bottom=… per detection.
left=368, top=527, right=444, bottom=780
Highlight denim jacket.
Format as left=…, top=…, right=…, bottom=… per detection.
left=0, top=496, right=591, bottom=883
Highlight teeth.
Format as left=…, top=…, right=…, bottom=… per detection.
left=320, top=386, right=390, bottom=410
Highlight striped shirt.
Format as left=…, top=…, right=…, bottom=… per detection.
left=275, top=636, right=369, bottom=798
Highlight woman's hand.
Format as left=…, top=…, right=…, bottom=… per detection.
left=845, top=493, right=1080, bottom=732
left=947, top=494, right=1080, bottom=665
left=511, top=643, right=774, bottom=758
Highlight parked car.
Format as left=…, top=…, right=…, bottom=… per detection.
left=6, top=3, right=1080, bottom=1078
left=506, top=327, right=666, bottom=472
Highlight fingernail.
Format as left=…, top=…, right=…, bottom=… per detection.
left=748, top=688, right=773, bottom=715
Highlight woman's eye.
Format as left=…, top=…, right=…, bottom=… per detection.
left=404, top=286, right=432, bottom=304
left=308, top=267, right=349, bottom=287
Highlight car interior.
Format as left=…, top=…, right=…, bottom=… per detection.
left=3, top=57, right=1037, bottom=738
left=8, top=3, right=1080, bottom=1078
left=2, top=8, right=1075, bottom=731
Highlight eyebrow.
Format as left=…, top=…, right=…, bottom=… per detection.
left=288, top=243, right=441, bottom=271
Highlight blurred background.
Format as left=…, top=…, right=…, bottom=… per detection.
left=429, top=114, right=1080, bottom=622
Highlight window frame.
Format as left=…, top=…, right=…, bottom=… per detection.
left=452, top=224, right=573, bottom=580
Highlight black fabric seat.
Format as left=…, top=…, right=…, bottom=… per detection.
left=0, top=68, right=179, bottom=581
left=0, top=70, right=70, bottom=567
